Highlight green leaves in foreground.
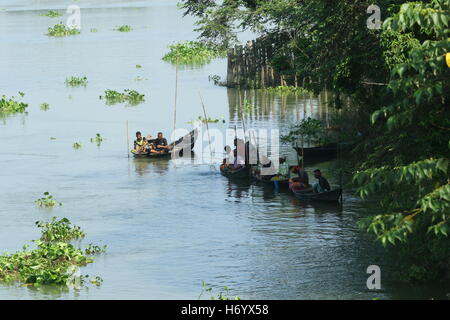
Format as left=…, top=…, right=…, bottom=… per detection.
left=101, top=89, right=145, bottom=106
left=0, top=217, right=105, bottom=287
left=162, top=41, right=226, bottom=65
left=354, top=158, right=449, bottom=246
left=0, top=93, right=28, bottom=115
left=47, top=23, right=80, bottom=37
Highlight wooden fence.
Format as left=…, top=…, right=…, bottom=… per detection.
left=226, top=38, right=302, bottom=89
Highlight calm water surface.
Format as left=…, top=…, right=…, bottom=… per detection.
left=0, top=0, right=448, bottom=300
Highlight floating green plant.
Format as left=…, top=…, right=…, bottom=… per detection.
left=198, top=281, right=240, bottom=300
left=0, top=93, right=28, bottom=115
left=37, top=217, right=84, bottom=242
left=115, top=25, right=132, bottom=32
left=162, top=41, right=226, bottom=65
left=65, top=76, right=88, bottom=87
left=72, top=142, right=82, bottom=149
left=134, top=76, right=148, bottom=81
left=40, top=10, right=62, bottom=18
left=47, top=23, right=80, bottom=37
left=90, top=133, right=104, bottom=145
left=90, top=28, right=98, bottom=33
left=40, top=103, right=50, bottom=111
left=135, top=64, right=142, bottom=69
left=208, top=74, right=226, bottom=86
left=261, top=86, right=311, bottom=95
left=35, top=192, right=62, bottom=208
left=0, top=217, right=105, bottom=287
left=188, top=116, right=225, bottom=125
left=101, top=89, right=145, bottom=106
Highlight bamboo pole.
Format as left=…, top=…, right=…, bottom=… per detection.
left=172, top=60, right=179, bottom=160
left=126, top=120, right=130, bottom=158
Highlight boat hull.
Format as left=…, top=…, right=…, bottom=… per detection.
left=292, top=188, right=342, bottom=202
left=220, top=166, right=251, bottom=180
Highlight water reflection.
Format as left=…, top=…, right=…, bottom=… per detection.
left=132, top=158, right=170, bottom=177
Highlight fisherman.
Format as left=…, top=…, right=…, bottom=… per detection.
left=312, top=169, right=331, bottom=193
left=289, top=166, right=310, bottom=191
left=221, top=145, right=233, bottom=170
left=133, top=131, right=147, bottom=153
left=154, top=132, right=170, bottom=152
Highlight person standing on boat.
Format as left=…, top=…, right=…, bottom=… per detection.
left=313, top=169, right=331, bottom=193
left=154, top=132, right=170, bottom=152
left=133, top=131, right=147, bottom=153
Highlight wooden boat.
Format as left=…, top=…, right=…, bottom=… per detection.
left=132, top=129, right=198, bottom=159
left=251, top=169, right=291, bottom=191
left=220, top=165, right=252, bottom=180
left=293, top=143, right=338, bottom=158
left=293, top=141, right=356, bottom=159
left=292, top=188, right=342, bottom=202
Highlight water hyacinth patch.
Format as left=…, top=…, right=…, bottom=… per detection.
left=162, top=41, right=226, bottom=65
left=115, top=25, right=132, bottom=32
left=90, top=133, right=104, bottom=145
left=40, top=11, right=62, bottom=18
left=188, top=116, right=225, bottom=125
left=40, top=103, right=50, bottom=111
left=65, top=76, right=88, bottom=87
left=261, top=86, right=311, bottom=95
left=35, top=192, right=62, bottom=208
left=101, top=89, right=145, bottom=106
left=72, top=142, right=82, bottom=149
left=0, top=93, right=28, bottom=115
left=0, top=217, right=105, bottom=287
left=47, top=23, right=80, bottom=37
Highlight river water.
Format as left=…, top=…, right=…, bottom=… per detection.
left=0, top=0, right=448, bottom=300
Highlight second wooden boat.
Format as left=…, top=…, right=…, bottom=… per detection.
left=220, top=165, right=252, bottom=180
left=292, top=188, right=342, bottom=202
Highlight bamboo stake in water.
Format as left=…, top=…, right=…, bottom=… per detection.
left=199, top=91, right=213, bottom=162
left=126, top=120, right=130, bottom=158
left=172, top=61, right=179, bottom=159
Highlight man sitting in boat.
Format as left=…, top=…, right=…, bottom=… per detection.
left=289, top=166, right=310, bottom=191
left=221, top=145, right=233, bottom=170
left=133, top=131, right=147, bottom=153
left=312, top=169, right=331, bottom=193
left=154, top=132, right=171, bottom=152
